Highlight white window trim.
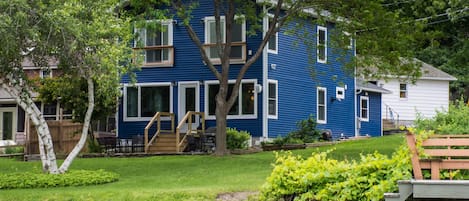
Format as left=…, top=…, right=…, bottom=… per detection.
left=317, top=26, right=327, bottom=64
left=317, top=87, right=327, bottom=124
left=360, top=96, right=369, bottom=122
left=204, top=16, right=246, bottom=64
left=204, top=79, right=257, bottom=120
left=40, top=68, right=52, bottom=79
left=266, top=14, right=278, bottom=54
left=267, top=79, right=278, bottom=119
left=134, top=20, right=174, bottom=67
left=336, top=86, right=345, bottom=101
left=399, top=83, right=408, bottom=100
left=123, top=82, right=173, bottom=122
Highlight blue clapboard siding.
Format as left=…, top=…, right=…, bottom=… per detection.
left=118, top=1, right=264, bottom=138
left=267, top=20, right=356, bottom=139
left=357, top=92, right=383, bottom=137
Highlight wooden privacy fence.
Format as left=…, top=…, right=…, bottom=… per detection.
left=26, top=120, right=84, bottom=155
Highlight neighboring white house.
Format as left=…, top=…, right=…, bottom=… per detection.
left=377, top=59, right=457, bottom=126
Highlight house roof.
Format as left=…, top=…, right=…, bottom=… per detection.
left=417, top=59, right=457, bottom=81
left=356, top=79, right=392, bottom=94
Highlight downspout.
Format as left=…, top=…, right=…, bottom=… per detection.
left=262, top=5, right=269, bottom=141
left=353, top=35, right=359, bottom=137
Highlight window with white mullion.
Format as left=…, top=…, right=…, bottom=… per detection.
left=267, top=14, right=278, bottom=54
left=317, top=26, right=327, bottom=63
left=135, top=20, right=173, bottom=66
left=317, top=87, right=327, bottom=123
left=268, top=80, right=278, bottom=118
left=360, top=96, right=369, bottom=122
left=205, top=80, right=256, bottom=119
left=204, top=16, right=246, bottom=63
left=124, top=83, right=172, bottom=121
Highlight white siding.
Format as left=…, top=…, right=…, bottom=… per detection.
left=379, top=79, right=450, bottom=122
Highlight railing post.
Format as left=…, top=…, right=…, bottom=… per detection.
left=171, top=113, right=174, bottom=133
left=144, top=128, right=148, bottom=153
left=176, top=128, right=180, bottom=152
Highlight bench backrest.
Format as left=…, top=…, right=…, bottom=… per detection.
left=406, top=131, right=469, bottom=179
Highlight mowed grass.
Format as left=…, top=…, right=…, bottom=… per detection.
left=0, top=134, right=405, bottom=201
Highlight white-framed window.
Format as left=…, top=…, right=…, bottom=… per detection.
left=123, top=83, right=173, bottom=121
left=399, top=83, right=408, bottom=99
left=135, top=20, right=174, bottom=67
left=40, top=68, right=52, bottom=79
left=204, top=16, right=246, bottom=64
left=268, top=79, right=278, bottom=118
left=317, top=87, right=327, bottom=123
left=204, top=79, right=257, bottom=119
left=267, top=14, right=278, bottom=54
left=360, top=96, right=369, bottom=122
left=317, top=26, right=327, bottom=63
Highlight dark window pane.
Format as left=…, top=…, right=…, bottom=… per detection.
left=146, top=49, right=162, bottom=63
left=126, top=87, right=138, bottom=117
left=227, top=84, right=239, bottom=115
left=2, top=112, right=13, bottom=140
left=242, top=83, right=254, bottom=115
left=230, top=46, right=242, bottom=59
left=268, top=83, right=277, bottom=116
left=318, top=90, right=325, bottom=105
left=318, top=106, right=325, bottom=121
left=232, top=23, right=242, bottom=42
left=185, top=88, right=196, bottom=113
left=268, top=83, right=276, bottom=99
left=208, top=84, right=219, bottom=115
left=141, top=86, right=170, bottom=117
left=268, top=100, right=276, bottom=116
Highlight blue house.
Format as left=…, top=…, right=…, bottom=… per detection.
left=116, top=0, right=389, bottom=152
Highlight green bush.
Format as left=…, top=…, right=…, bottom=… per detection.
left=4, top=146, right=24, bottom=154
left=286, top=114, right=320, bottom=143
left=0, top=169, right=119, bottom=189
left=415, top=100, right=469, bottom=134
left=226, top=128, right=251, bottom=150
left=259, top=146, right=412, bottom=201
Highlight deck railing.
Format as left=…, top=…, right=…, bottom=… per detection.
left=144, top=112, right=174, bottom=153
left=176, top=111, right=205, bottom=152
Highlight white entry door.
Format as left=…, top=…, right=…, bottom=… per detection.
left=0, top=108, right=16, bottom=141
left=178, top=82, right=200, bottom=132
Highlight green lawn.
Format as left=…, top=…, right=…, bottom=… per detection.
left=0, top=134, right=405, bottom=201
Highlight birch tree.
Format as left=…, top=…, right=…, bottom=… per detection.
left=0, top=0, right=133, bottom=173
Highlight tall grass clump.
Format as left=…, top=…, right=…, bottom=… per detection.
left=414, top=100, right=469, bottom=134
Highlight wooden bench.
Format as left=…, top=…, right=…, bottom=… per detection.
left=385, top=131, right=469, bottom=201
left=407, top=131, right=469, bottom=180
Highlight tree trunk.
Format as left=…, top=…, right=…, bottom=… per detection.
left=0, top=80, right=59, bottom=173
left=214, top=92, right=229, bottom=156
left=59, top=76, right=94, bottom=173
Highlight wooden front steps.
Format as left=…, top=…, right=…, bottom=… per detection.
left=146, top=134, right=186, bottom=153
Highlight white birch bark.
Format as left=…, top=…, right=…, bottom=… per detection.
left=0, top=78, right=59, bottom=174
left=59, top=76, right=94, bottom=173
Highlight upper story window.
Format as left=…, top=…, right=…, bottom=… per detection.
left=204, top=16, right=246, bottom=64
left=317, top=87, right=327, bottom=124
left=399, top=83, right=408, bottom=99
left=317, top=26, right=327, bottom=63
left=267, top=15, right=278, bottom=54
left=124, top=83, right=172, bottom=121
left=135, top=20, right=174, bottom=67
left=205, top=79, right=256, bottom=119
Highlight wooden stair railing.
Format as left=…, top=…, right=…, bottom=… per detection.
left=176, top=111, right=205, bottom=152
left=144, top=112, right=175, bottom=153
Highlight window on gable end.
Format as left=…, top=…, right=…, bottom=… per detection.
left=267, top=14, right=278, bottom=54
left=317, top=26, right=327, bottom=63
left=399, top=83, right=408, bottom=99
left=135, top=20, right=174, bottom=67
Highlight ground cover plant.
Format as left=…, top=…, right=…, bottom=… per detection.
left=0, top=134, right=404, bottom=201
left=414, top=100, right=469, bottom=134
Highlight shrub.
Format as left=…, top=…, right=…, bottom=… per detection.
left=0, top=169, right=119, bottom=189
left=414, top=100, right=469, bottom=134
left=259, top=146, right=412, bottom=201
left=226, top=128, right=251, bottom=150
left=286, top=114, right=320, bottom=143
left=4, top=146, right=24, bottom=154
